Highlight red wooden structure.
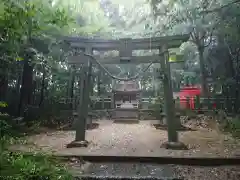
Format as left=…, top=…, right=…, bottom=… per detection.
left=179, top=86, right=201, bottom=109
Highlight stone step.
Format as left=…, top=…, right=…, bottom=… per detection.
left=113, top=119, right=140, bottom=124
left=71, top=162, right=177, bottom=180
left=75, top=175, right=179, bottom=180
left=112, top=109, right=139, bottom=120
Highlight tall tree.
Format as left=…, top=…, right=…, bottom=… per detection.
left=149, top=0, right=240, bottom=96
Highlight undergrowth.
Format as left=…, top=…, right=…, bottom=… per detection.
left=0, top=113, right=73, bottom=180
left=223, top=117, right=240, bottom=138
left=149, top=98, right=240, bottom=138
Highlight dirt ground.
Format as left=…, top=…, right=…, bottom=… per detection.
left=9, top=120, right=240, bottom=179
left=10, top=120, right=240, bottom=157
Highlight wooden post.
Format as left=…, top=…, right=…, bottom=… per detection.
left=76, top=74, right=81, bottom=109
left=67, top=67, right=72, bottom=100
left=186, top=96, right=190, bottom=109
left=101, top=97, right=104, bottom=109
left=97, top=70, right=102, bottom=96
left=194, top=95, right=200, bottom=110
left=153, top=68, right=157, bottom=97
left=74, top=47, right=92, bottom=144
left=111, top=93, right=115, bottom=109
left=207, top=96, right=212, bottom=111
left=160, top=45, right=178, bottom=142
left=160, top=46, right=188, bottom=151
left=75, top=64, right=87, bottom=142
left=86, top=57, right=93, bottom=126
left=138, top=92, right=142, bottom=120
left=68, top=65, right=75, bottom=109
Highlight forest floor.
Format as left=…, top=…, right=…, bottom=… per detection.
left=9, top=119, right=240, bottom=179
left=9, top=119, right=240, bottom=157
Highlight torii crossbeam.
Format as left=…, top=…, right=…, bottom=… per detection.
left=64, top=34, right=190, bottom=150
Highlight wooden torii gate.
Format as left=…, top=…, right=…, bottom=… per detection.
left=64, top=34, right=189, bottom=149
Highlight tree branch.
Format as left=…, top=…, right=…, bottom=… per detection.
left=202, top=0, right=240, bottom=14
left=224, top=38, right=235, bottom=59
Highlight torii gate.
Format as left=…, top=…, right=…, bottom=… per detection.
left=64, top=34, right=189, bottom=149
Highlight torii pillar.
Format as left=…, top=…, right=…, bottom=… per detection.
left=160, top=45, right=187, bottom=150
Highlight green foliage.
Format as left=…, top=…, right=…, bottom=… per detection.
left=0, top=112, right=13, bottom=139
left=225, top=117, right=240, bottom=138
left=0, top=0, right=110, bottom=121
left=148, top=96, right=164, bottom=119
left=0, top=101, right=8, bottom=108
left=0, top=119, right=72, bottom=180
left=0, top=151, right=72, bottom=180
left=0, top=119, right=12, bottom=138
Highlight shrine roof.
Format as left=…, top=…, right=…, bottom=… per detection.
left=112, top=81, right=141, bottom=92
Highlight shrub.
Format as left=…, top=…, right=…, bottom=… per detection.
left=0, top=101, right=8, bottom=108
left=0, top=113, right=13, bottom=138
left=0, top=119, right=73, bottom=180
left=227, top=117, right=240, bottom=138
left=0, top=152, right=72, bottom=180
left=148, top=96, right=163, bottom=119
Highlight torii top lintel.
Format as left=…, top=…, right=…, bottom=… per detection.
left=63, top=34, right=189, bottom=51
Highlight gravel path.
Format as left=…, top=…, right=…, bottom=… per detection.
left=80, top=163, right=174, bottom=177
left=10, top=120, right=240, bottom=179
left=67, top=161, right=240, bottom=180
left=11, top=120, right=239, bottom=157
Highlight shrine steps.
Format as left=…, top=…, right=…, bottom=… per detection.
left=111, top=108, right=140, bottom=124
left=113, top=119, right=140, bottom=124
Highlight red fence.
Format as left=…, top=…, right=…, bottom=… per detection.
left=179, top=86, right=201, bottom=110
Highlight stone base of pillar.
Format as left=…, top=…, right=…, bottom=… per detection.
left=160, top=141, right=188, bottom=150
left=66, top=140, right=89, bottom=148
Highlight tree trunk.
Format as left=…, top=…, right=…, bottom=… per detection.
left=0, top=75, right=8, bottom=101
left=198, top=46, right=208, bottom=97
left=16, top=72, right=22, bottom=95
left=70, top=78, right=74, bottom=108
left=90, top=74, right=94, bottom=96
left=226, top=53, right=235, bottom=78
left=32, top=80, right=37, bottom=105
left=0, top=59, right=9, bottom=102
left=97, top=71, right=101, bottom=96
left=234, top=50, right=240, bottom=113
left=39, top=67, right=46, bottom=107
left=14, top=71, right=22, bottom=115
left=18, top=60, right=33, bottom=116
